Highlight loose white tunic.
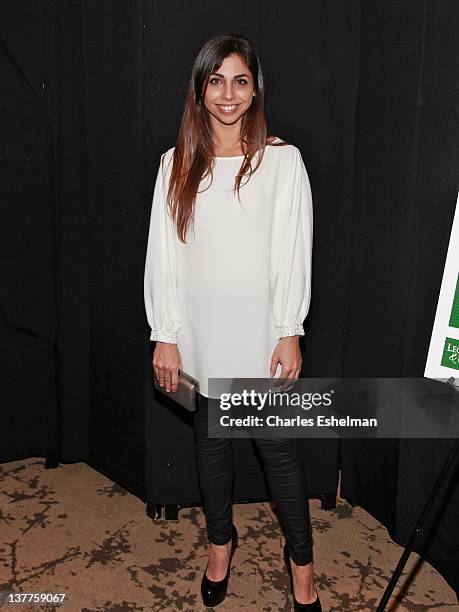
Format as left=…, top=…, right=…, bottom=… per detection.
left=144, top=137, right=313, bottom=398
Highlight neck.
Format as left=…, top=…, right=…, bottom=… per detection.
left=209, top=117, right=243, bottom=151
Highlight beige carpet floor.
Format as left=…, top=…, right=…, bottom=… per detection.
left=0, top=458, right=457, bottom=612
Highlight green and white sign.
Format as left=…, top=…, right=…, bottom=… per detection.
left=424, top=192, right=459, bottom=380
left=441, top=337, right=459, bottom=370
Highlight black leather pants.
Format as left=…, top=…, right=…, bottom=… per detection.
left=193, top=392, right=313, bottom=565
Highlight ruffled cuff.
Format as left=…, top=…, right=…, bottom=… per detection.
left=276, top=323, right=305, bottom=339
left=150, top=329, right=178, bottom=343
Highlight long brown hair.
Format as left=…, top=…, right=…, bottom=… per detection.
left=166, top=32, right=289, bottom=243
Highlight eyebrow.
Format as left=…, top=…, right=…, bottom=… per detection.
left=211, top=73, right=250, bottom=79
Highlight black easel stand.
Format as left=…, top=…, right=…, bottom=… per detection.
left=376, top=377, right=459, bottom=611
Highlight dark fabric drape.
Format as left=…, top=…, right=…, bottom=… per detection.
left=1, top=0, right=457, bottom=595
left=0, top=1, right=59, bottom=461
left=54, top=0, right=91, bottom=461
left=341, top=0, right=459, bottom=595
left=80, top=1, right=147, bottom=496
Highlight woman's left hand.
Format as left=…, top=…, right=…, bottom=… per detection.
left=270, top=336, right=302, bottom=388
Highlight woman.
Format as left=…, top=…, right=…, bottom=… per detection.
left=144, top=33, right=321, bottom=610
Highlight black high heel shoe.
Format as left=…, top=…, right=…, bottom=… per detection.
left=200, top=524, right=238, bottom=607
left=283, top=543, right=322, bottom=611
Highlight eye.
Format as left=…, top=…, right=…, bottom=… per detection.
left=209, top=77, right=249, bottom=86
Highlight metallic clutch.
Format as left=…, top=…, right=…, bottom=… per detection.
left=153, top=369, right=199, bottom=412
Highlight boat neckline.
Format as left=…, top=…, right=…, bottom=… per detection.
left=214, top=137, right=283, bottom=159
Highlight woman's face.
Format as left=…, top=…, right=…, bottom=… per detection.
left=203, top=52, right=255, bottom=126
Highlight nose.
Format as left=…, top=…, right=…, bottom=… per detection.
left=223, top=82, right=234, bottom=101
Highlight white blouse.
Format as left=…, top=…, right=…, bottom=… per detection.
left=144, top=137, right=313, bottom=398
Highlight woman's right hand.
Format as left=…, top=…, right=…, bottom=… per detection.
left=153, top=342, right=182, bottom=393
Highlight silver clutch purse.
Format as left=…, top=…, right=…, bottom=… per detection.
left=153, top=369, right=199, bottom=412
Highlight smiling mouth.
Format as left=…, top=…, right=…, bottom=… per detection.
left=216, top=104, right=240, bottom=113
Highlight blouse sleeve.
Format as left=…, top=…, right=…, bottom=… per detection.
left=270, top=146, right=313, bottom=339
left=143, top=148, right=182, bottom=343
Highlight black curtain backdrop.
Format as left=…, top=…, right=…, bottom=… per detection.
left=1, top=0, right=458, bottom=597
left=0, top=2, right=60, bottom=461
left=340, top=0, right=459, bottom=595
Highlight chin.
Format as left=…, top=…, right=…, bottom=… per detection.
left=220, top=112, right=244, bottom=122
